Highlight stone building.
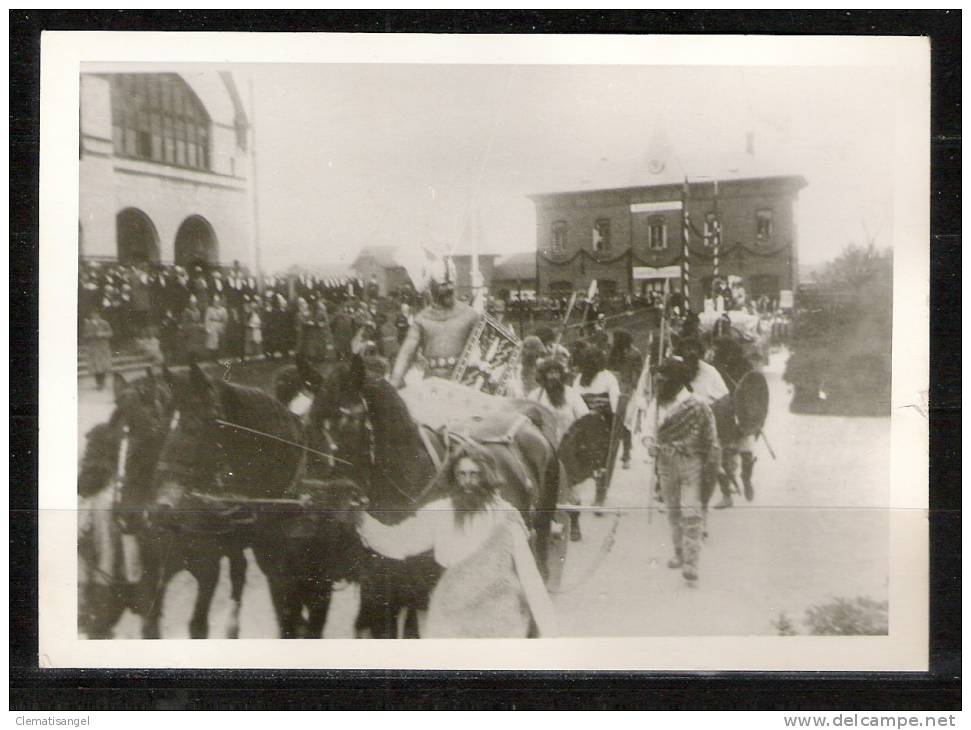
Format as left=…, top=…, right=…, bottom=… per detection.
left=529, top=174, right=807, bottom=310
left=79, top=69, right=254, bottom=269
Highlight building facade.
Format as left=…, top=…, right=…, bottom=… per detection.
left=530, top=175, right=807, bottom=310
left=79, top=70, right=254, bottom=269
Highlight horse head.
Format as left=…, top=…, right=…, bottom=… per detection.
left=305, top=355, right=371, bottom=480
left=154, top=362, right=228, bottom=514
left=307, top=355, right=435, bottom=515
left=155, top=362, right=306, bottom=519
left=79, top=370, right=172, bottom=508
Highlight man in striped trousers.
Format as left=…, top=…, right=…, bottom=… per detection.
left=642, top=357, right=721, bottom=584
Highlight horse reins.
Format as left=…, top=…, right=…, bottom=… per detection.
left=214, top=418, right=355, bottom=468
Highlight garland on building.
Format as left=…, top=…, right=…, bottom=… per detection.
left=538, top=242, right=789, bottom=269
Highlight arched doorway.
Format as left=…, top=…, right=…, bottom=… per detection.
left=174, top=215, right=219, bottom=267
left=116, top=208, right=160, bottom=264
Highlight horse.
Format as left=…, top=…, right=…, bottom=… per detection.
left=154, top=362, right=361, bottom=639
left=78, top=370, right=250, bottom=639
left=302, top=355, right=562, bottom=638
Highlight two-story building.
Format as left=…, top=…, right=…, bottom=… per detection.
left=529, top=174, right=807, bottom=310
left=79, top=69, right=254, bottom=269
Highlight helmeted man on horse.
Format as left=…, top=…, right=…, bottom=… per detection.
left=390, top=257, right=482, bottom=387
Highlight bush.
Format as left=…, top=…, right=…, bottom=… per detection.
left=775, top=597, right=889, bottom=636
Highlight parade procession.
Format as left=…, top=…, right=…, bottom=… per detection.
left=77, top=249, right=797, bottom=640
left=75, top=65, right=893, bottom=642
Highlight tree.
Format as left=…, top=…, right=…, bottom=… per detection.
left=785, top=244, right=893, bottom=415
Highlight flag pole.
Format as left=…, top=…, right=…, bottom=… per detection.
left=712, top=179, right=721, bottom=282
left=681, top=178, right=691, bottom=311
left=248, top=76, right=262, bottom=281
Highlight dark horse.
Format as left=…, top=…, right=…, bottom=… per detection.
left=154, top=362, right=361, bottom=638
left=302, top=356, right=562, bottom=638
left=78, top=370, right=249, bottom=639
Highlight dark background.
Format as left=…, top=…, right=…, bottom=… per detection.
left=10, top=10, right=960, bottom=710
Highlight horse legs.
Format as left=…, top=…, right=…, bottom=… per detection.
left=225, top=547, right=247, bottom=639
left=355, top=589, right=395, bottom=639
left=305, top=582, right=332, bottom=639
left=265, top=573, right=302, bottom=639
left=402, top=607, right=421, bottom=639
left=139, top=556, right=170, bottom=640
left=188, top=556, right=220, bottom=639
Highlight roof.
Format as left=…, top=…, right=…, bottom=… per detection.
left=353, top=245, right=404, bottom=270
left=493, top=252, right=536, bottom=281
left=528, top=173, right=808, bottom=204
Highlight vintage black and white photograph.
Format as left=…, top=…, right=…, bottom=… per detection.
left=39, top=33, right=929, bottom=669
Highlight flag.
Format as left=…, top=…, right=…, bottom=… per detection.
left=586, top=279, right=598, bottom=303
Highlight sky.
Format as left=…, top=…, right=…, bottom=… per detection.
left=245, top=63, right=898, bottom=273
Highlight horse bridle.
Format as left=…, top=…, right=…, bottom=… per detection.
left=318, top=395, right=437, bottom=506
left=155, top=408, right=235, bottom=493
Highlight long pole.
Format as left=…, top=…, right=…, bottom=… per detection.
left=712, top=179, right=721, bottom=281
left=554, top=291, right=578, bottom=346
left=248, top=76, right=263, bottom=281
left=680, top=178, right=691, bottom=311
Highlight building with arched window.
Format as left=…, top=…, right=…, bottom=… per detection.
left=80, top=69, right=254, bottom=269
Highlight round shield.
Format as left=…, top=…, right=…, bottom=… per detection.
left=558, top=412, right=611, bottom=487
left=735, top=370, right=770, bottom=435
left=711, top=394, right=741, bottom=443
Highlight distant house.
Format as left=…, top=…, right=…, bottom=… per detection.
left=491, top=252, right=538, bottom=301
left=350, top=246, right=412, bottom=298
left=351, top=245, right=498, bottom=299
left=529, top=174, right=807, bottom=310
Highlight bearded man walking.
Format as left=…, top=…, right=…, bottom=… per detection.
left=354, top=444, right=557, bottom=637
left=642, top=357, right=721, bottom=585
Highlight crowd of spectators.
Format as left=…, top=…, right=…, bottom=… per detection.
left=79, top=258, right=789, bottom=376
left=78, top=260, right=424, bottom=368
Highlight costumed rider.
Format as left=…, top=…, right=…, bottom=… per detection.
left=390, top=256, right=482, bottom=389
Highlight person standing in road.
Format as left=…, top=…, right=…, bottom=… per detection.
left=82, top=308, right=113, bottom=390
left=204, top=294, right=228, bottom=361
left=641, top=357, right=721, bottom=585
left=607, top=329, right=644, bottom=470
left=573, top=344, right=621, bottom=509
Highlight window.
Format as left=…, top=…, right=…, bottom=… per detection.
left=552, top=220, right=567, bottom=252
left=110, top=73, right=212, bottom=172
left=704, top=212, right=720, bottom=247
left=592, top=218, right=611, bottom=252
left=648, top=216, right=667, bottom=250
left=756, top=209, right=773, bottom=239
